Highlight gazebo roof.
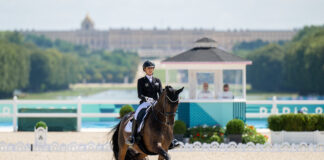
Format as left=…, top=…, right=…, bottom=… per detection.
left=162, top=37, right=251, bottom=64
left=195, top=37, right=216, bottom=43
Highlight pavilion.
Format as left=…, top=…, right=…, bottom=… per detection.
left=161, top=37, right=252, bottom=99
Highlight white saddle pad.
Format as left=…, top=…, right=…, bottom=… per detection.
left=124, top=107, right=151, bottom=133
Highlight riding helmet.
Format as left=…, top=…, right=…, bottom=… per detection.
left=142, top=60, right=155, bottom=71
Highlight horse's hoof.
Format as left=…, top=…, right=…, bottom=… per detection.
left=164, top=153, right=170, bottom=160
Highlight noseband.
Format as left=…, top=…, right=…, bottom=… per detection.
left=152, top=93, right=179, bottom=126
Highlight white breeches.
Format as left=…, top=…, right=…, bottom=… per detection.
left=134, top=101, right=155, bottom=119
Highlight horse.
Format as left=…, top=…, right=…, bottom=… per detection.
left=111, top=85, right=184, bottom=160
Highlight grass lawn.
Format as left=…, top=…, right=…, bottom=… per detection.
left=19, top=84, right=138, bottom=100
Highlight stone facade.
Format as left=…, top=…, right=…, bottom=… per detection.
left=23, top=15, right=297, bottom=58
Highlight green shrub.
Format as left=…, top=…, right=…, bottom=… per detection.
left=210, top=133, right=221, bottom=142
left=268, top=115, right=282, bottom=131
left=304, top=114, right=318, bottom=131
left=225, top=119, right=244, bottom=135
left=268, top=114, right=324, bottom=131
left=316, top=114, right=324, bottom=131
left=173, top=120, right=187, bottom=135
left=281, top=114, right=305, bottom=131
left=119, top=105, right=134, bottom=118
left=35, top=121, right=47, bottom=129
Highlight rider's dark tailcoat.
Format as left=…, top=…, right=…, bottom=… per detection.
left=137, top=76, right=162, bottom=104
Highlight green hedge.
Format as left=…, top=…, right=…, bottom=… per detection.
left=268, top=114, right=324, bottom=131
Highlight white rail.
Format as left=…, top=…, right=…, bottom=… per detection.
left=1, top=96, right=324, bottom=131
left=246, top=96, right=324, bottom=118
left=0, top=96, right=126, bottom=132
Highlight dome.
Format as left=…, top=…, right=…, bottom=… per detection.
left=81, top=14, right=94, bottom=31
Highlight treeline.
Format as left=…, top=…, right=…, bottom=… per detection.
left=237, top=26, right=324, bottom=95
left=0, top=32, right=140, bottom=98
left=25, top=34, right=139, bottom=83
left=233, top=39, right=287, bottom=58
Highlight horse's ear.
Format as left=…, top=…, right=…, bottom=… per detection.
left=176, top=87, right=184, bottom=95
left=165, top=86, right=172, bottom=92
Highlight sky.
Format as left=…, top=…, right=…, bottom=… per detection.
left=0, top=0, right=323, bottom=31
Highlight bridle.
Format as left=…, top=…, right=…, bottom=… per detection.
left=152, top=92, right=179, bottom=126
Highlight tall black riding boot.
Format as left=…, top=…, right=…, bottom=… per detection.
left=126, top=119, right=137, bottom=145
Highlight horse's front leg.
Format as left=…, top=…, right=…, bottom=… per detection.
left=153, top=142, right=170, bottom=160
left=118, top=144, right=128, bottom=160
left=136, top=153, right=148, bottom=160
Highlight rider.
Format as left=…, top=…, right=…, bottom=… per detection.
left=126, top=60, right=179, bottom=149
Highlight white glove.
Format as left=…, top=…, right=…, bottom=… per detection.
left=145, top=97, right=154, bottom=104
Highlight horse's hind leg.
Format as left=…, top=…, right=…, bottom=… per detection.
left=118, top=144, right=128, bottom=160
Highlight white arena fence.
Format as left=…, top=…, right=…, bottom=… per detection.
left=246, top=96, right=324, bottom=118
left=1, top=96, right=324, bottom=132
left=0, top=96, right=128, bottom=132
left=0, top=141, right=324, bottom=152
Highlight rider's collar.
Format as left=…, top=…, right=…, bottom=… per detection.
left=146, top=75, right=153, bottom=82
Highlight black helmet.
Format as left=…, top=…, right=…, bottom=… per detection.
left=142, top=60, right=155, bottom=71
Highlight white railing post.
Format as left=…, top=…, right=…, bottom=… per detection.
left=13, top=96, right=17, bottom=132
left=77, top=96, right=82, bottom=132
left=271, top=96, right=278, bottom=115
left=242, top=67, right=246, bottom=99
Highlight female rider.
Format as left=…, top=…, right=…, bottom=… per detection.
left=126, top=60, right=179, bottom=149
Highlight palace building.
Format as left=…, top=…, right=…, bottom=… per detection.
left=24, top=15, right=297, bottom=58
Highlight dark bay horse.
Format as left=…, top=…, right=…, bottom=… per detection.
left=111, top=86, right=184, bottom=160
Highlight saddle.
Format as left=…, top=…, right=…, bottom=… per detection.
left=125, top=106, right=151, bottom=133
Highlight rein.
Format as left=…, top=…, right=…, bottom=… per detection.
left=152, top=94, right=179, bottom=126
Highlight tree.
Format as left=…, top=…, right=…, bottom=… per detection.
left=233, top=39, right=287, bottom=58
left=247, top=44, right=285, bottom=92
left=25, top=34, right=53, bottom=48
left=284, top=26, right=324, bottom=94
left=28, top=50, right=50, bottom=91
left=0, top=32, right=140, bottom=97
left=25, top=34, right=140, bottom=83
left=0, top=40, right=29, bottom=97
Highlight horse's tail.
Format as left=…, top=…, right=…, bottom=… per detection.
left=111, top=113, right=139, bottom=160
left=111, top=121, right=121, bottom=160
